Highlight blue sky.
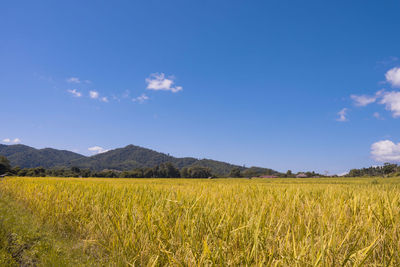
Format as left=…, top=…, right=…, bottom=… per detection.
left=1, top=0, right=400, bottom=174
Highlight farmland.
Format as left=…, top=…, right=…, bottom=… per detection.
left=1, top=177, right=400, bottom=266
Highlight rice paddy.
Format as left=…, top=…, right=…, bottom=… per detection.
left=1, top=177, right=400, bottom=266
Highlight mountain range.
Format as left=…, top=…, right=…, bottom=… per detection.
left=0, top=144, right=279, bottom=176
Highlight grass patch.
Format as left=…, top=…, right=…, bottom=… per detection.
left=0, top=189, right=96, bottom=266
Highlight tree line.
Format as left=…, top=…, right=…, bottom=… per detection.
left=347, top=163, right=400, bottom=177
left=6, top=155, right=399, bottom=178
left=0, top=157, right=214, bottom=178
left=0, top=155, right=324, bottom=178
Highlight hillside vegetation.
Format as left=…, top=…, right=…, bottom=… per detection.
left=0, top=144, right=83, bottom=168
left=0, top=144, right=278, bottom=176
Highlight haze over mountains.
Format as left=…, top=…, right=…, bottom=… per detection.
left=0, top=144, right=279, bottom=176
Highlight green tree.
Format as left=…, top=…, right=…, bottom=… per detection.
left=11, top=166, right=21, bottom=175
left=187, top=166, right=212, bottom=178
left=180, top=167, right=189, bottom=178
left=143, top=168, right=153, bottom=178
left=71, top=166, right=81, bottom=174
left=17, top=168, right=28, bottom=176
left=382, top=163, right=397, bottom=176
left=348, top=169, right=362, bottom=177
left=229, top=167, right=242, bottom=178
left=0, top=156, right=11, bottom=174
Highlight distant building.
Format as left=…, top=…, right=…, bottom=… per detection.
left=296, top=173, right=307, bottom=178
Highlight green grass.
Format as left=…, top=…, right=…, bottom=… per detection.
left=0, top=187, right=96, bottom=266
left=1, top=177, right=400, bottom=265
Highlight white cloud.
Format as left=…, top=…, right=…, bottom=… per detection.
left=88, top=146, right=108, bottom=154
left=336, top=108, right=348, bottom=122
left=347, top=89, right=400, bottom=118
left=350, top=94, right=377, bottom=106
left=379, top=91, right=400, bottom=118
left=66, top=77, right=81, bottom=84
left=346, top=67, right=400, bottom=118
left=132, top=94, right=149, bottom=103
left=385, top=67, right=400, bottom=88
left=371, top=140, right=400, bottom=162
left=89, top=91, right=99, bottom=99
left=350, top=90, right=384, bottom=107
left=67, top=89, right=82, bottom=97
left=3, top=138, right=21, bottom=144
left=146, top=73, right=183, bottom=93
left=89, top=91, right=108, bottom=103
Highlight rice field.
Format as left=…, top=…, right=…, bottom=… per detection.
left=1, top=177, right=400, bottom=266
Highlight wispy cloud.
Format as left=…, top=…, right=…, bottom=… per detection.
left=385, top=67, right=400, bottom=88
left=66, top=77, right=81, bottom=84
left=88, top=146, right=108, bottom=154
left=371, top=140, right=400, bottom=162
left=350, top=89, right=400, bottom=118
left=350, top=90, right=384, bottom=107
left=89, top=90, right=99, bottom=99
left=67, top=89, right=82, bottom=97
left=122, top=90, right=130, bottom=98
left=336, top=108, right=348, bottom=122
left=377, top=56, right=399, bottom=67
left=349, top=88, right=400, bottom=118
left=66, top=77, right=91, bottom=84
left=132, top=94, right=149, bottom=103
left=146, top=73, right=183, bottom=93
left=100, top=97, right=108, bottom=103
left=347, top=66, right=400, bottom=118
left=350, top=94, right=377, bottom=107
left=373, top=112, right=383, bottom=120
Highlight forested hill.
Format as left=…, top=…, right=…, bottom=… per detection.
left=0, top=144, right=280, bottom=176
left=0, top=144, right=84, bottom=168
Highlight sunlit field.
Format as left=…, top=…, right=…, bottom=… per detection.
left=1, top=177, right=400, bottom=265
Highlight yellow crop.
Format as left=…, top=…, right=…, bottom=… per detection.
left=1, top=177, right=400, bottom=265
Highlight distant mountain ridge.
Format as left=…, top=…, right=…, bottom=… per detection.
left=0, top=144, right=84, bottom=168
left=0, top=144, right=279, bottom=176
